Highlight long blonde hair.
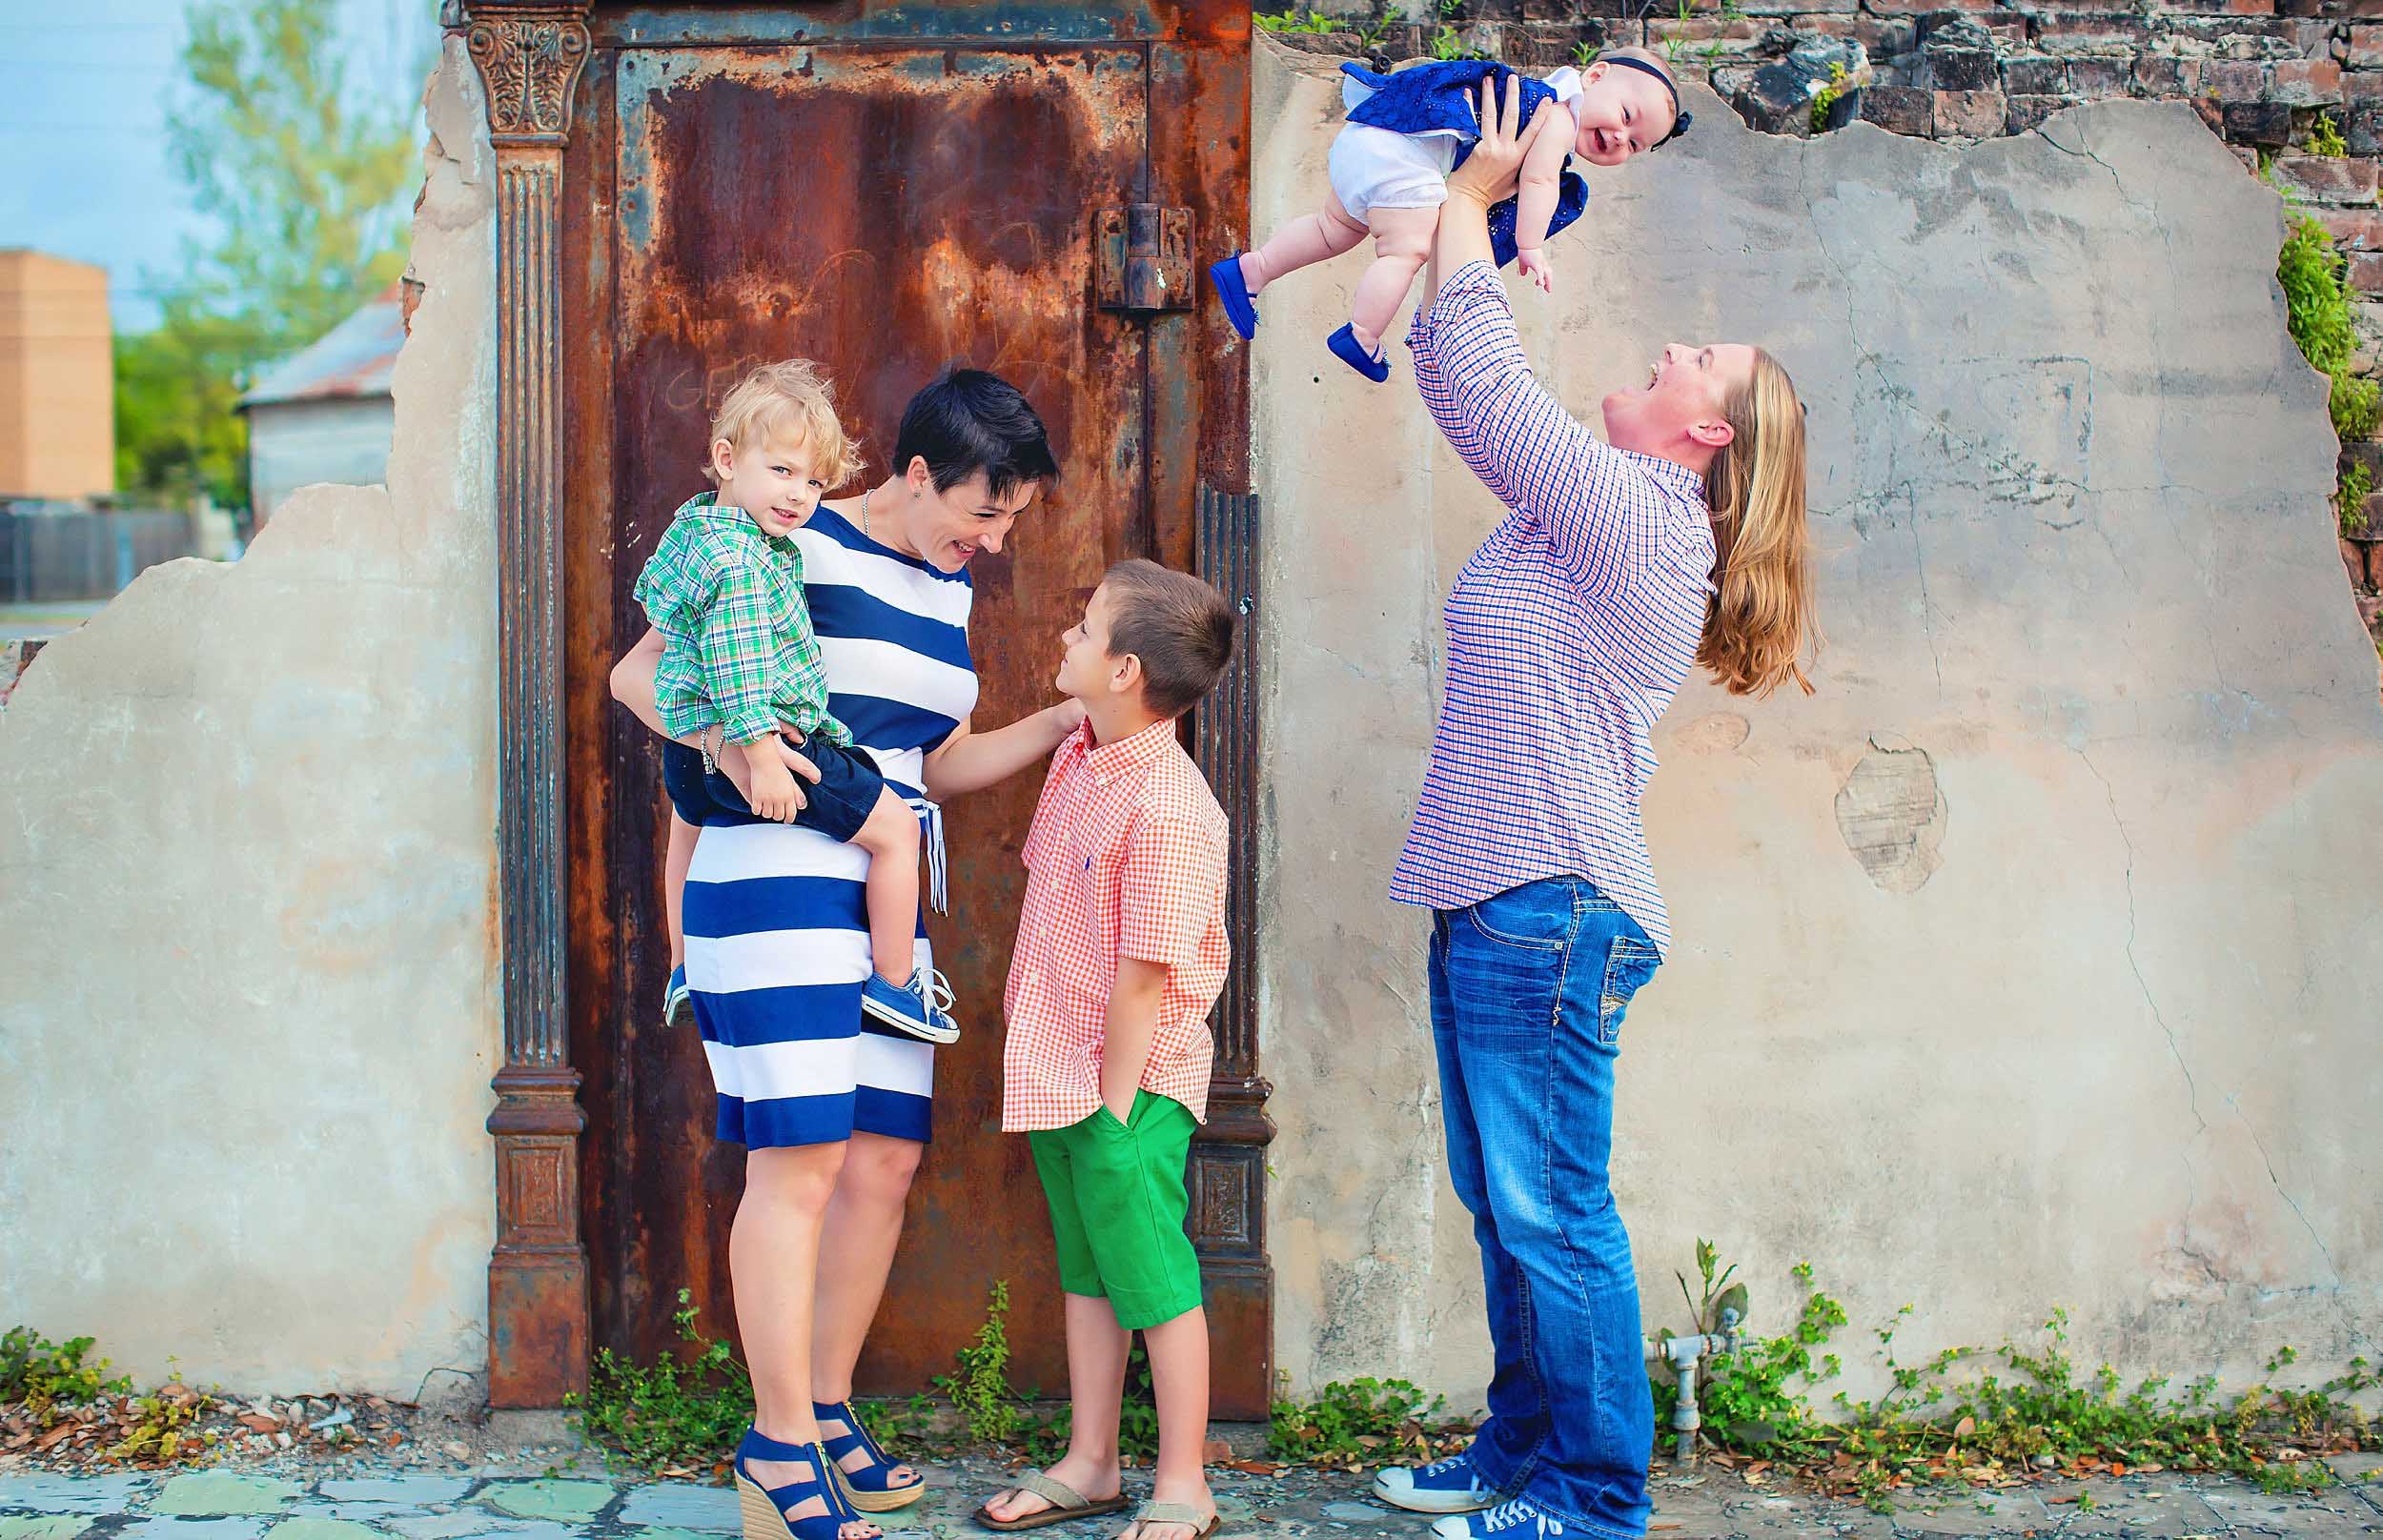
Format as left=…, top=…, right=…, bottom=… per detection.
left=1700, top=349, right=1819, bottom=698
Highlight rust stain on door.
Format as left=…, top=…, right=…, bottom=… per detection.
left=567, top=3, right=1258, bottom=1410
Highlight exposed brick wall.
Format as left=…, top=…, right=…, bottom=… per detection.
left=1273, top=0, right=2383, bottom=651
left=1281, top=2, right=2377, bottom=291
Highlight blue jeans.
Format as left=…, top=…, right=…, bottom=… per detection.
left=1429, top=876, right=1661, bottom=1540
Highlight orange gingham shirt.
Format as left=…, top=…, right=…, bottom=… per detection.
left=1001, top=719, right=1231, bottom=1132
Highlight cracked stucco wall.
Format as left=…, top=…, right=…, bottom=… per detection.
left=0, top=41, right=499, bottom=1398
left=1251, top=34, right=2383, bottom=1402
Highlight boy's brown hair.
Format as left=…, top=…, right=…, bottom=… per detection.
left=1101, top=558, right=1236, bottom=720
left=705, top=358, right=860, bottom=487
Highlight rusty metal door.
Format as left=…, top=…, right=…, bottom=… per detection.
left=560, top=4, right=1267, bottom=1417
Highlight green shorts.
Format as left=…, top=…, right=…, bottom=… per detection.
left=1028, top=1090, right=1204, bottom=1330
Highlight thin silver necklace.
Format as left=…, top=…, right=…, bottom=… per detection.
left=860, top=483, right=872, bottom=538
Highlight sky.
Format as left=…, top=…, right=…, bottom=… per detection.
left=0, top=0, right=442, bottom=332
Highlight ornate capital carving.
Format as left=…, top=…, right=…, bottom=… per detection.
left=455, top=4, right=592, bottom=145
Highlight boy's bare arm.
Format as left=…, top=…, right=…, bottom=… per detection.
left=1099, top=956, right=1171, bottom=1124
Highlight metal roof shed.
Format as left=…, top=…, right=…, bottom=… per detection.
left=238, top=287, right=405, bottom=527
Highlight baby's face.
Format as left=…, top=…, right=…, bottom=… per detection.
left=1569, top=63, right=1678, bottom=167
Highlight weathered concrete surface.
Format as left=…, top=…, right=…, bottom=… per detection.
left=1251, top=35, right=2383, bottom=1404
left=0, top=40, right=500, bottom=1397
left=8, top=1458, right=2383, bottom=1540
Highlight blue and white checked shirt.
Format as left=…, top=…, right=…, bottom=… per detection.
left=1394, top=260, right=1718, bottom=955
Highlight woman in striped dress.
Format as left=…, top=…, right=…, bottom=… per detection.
left=1364, top=81, right=1818, bottom=1540
left=614, top=371, right=1074, bottom=1540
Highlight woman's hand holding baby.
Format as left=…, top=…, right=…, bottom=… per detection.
left=1446, top=73, right=1536, bottom=210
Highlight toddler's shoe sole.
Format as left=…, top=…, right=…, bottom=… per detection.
left=861, top=992, right=961, bottom=1044
left=1209, top=253, right=1260, bottom=340
left=1328, top=323, right=1391, bottom=382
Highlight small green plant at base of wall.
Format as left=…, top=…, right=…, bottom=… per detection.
left=562, top=1256, right=2375, bottom=1502
left=106, top=1383, right=218, bottom=1465
left=2, top=1327, right=132, bottom=1418
left=1, top=1332, right=216, bottom=1467
left=1646, top=1247, right=2378, bottom=1513
left=567, top=1290, right=755, bottom=1474
left=1269, top=1376, right=1472, bottom=1468
left=942, top=1280, right=1020, bottom=1447
left=2309, top=112, right=2348, bottom=159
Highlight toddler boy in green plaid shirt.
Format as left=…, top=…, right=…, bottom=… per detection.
left=632, top=358, right=957, bottom=1044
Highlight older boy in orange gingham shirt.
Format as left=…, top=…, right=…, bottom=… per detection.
left=974, top=560, right=1237, bottom=1540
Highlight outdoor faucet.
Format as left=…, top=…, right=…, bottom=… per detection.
left=1642, top=1307, right=1744, bottom=1466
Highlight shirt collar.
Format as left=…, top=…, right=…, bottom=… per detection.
left=675, top=490, right=799, bottom=556
left=1064, top=716, right=1177, bottom=785
left=1612, top=448, right=1707, bottom=503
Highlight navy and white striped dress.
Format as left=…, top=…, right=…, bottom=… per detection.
left=681, top=504, right=978, bottom=1148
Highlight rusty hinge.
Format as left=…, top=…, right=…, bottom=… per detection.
left=1094, top=204, right=1193, bottom=314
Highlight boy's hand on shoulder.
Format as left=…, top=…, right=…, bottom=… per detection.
left=1517, top=248, right=1555, bottom=294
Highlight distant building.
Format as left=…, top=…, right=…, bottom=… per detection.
left=238, top=285, right=403, bottom=529
left=0, top=251, right=114, bottom=500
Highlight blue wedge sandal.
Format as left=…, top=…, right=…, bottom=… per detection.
left=814, top=1399, right=927, bottom=1512
left=733, top=1428, right=880, bottom=1540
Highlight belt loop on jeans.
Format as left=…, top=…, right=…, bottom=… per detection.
left=922, top=799, right=948, bottom=915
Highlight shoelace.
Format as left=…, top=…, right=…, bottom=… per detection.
left=1419, top=1455, right=1476, bottom=1481
left=1480, top=1502, right=1563, bottom=1538
left=917, top=966, right=955, bottom=1018
left=921, top=800, right=948, bottom=914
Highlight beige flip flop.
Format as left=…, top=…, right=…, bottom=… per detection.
left=971, top=1470, right=1133, bottom=1532
left=1122, top=1502, right=1223, bottom=1540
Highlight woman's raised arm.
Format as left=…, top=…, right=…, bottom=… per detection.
left=1407, top=75, right=1665, bottom=597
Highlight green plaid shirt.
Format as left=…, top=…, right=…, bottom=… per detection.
left=632, top=492, right=852, bottom=750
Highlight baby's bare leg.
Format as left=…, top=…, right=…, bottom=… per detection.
left=1349, top=205, right=1438, bottom=354
left=849, top=787, right=922, bottom=986
left=1240, top=192, right=1369, bottom=294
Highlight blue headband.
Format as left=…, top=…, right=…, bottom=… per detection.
left=1601, top=54, right=1693, bottom=146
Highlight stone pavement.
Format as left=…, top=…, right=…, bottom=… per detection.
left=2, top=1454, right=2378, bottom=1540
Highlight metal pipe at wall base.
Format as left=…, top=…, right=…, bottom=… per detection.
left=1642, top=1312, right=1744, bottom=1466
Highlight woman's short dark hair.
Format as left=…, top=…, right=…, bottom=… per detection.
left=892, top=368, right=1060, bottom=500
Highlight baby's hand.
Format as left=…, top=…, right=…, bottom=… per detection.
left=1517, top=248, right=1555, bottom=294
left=745, top=752, right=801, bottom=823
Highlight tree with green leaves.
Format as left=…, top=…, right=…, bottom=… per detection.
left=115, top=0, right=424, bottom=511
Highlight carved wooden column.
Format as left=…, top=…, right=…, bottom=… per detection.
left=1192, top=485, right=1273, bottom=1420
left=455, top=0, right=593, bottom=1408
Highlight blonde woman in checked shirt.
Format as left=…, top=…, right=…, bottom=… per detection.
left=1366, top=77, right=1819, bottom=1540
